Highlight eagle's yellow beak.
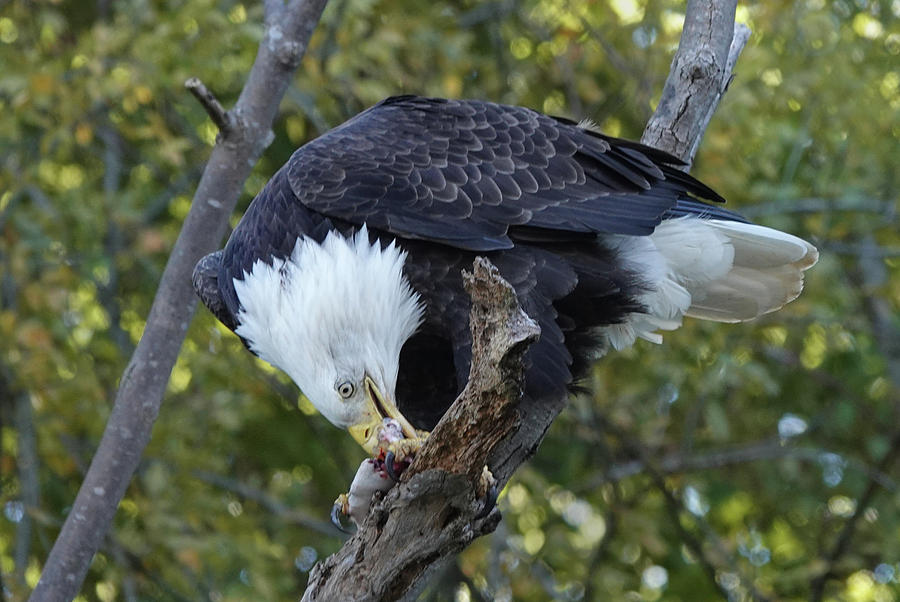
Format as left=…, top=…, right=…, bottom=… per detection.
left=347, top=375, right=418, bottom=453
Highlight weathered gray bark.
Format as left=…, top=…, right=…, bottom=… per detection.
left=641, top=0, right=748, bottom=166
left=30, top=2, right=329, bottom=600
left=302, top=1, right=749, bottom=599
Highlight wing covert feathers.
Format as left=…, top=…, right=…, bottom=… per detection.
left=285, top=96, right=726, bottom=251
left=195, top=96, right=819, bottom=406
left=192, top=250, right=237, bottom=331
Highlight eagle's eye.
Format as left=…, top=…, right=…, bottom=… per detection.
left=337, top=381, right=355, bottom=399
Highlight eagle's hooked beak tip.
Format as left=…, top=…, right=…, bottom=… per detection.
left=347, top=376, right=417, bottom=453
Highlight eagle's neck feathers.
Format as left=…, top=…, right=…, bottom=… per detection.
left=232, top=226, right=424, bottom=419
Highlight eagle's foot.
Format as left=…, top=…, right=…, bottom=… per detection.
left=382, top=434, right=427, bottom=481
left=386, top=433, right=428, bottom=459
left=331, top=422, right=434, bottom=529
left=330, top=493, right=353, bottom=534
left=475, top=465, right=499, bottom=519
left=332, top=457, right=396, bottom=530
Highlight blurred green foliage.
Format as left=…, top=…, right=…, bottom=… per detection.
left=1, top=0, right=899, bottom=600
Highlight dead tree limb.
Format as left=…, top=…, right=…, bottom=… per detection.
left=302, top=258, right=540, bottom=601
left=30, top=1, right=329, bottom=599
left=302, top=1, right=748, bottom=598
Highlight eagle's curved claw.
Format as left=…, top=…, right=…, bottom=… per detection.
left=331, top=494, right=353, bottom=534
left=379, top=434, right=426, bottom=481
left=475, top=481, right=499, bottom=520
left=474, top=466, right=499, bottom=520
left=384, top=450, right=400, bottom=482
left=331, top=424, right=429, bottom=531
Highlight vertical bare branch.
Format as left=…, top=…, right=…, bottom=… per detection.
left=29, top=1, right=329, bottom=599
left=641, top=0, right=743, bottom=165
left=14, top=391, right=40, bottom=585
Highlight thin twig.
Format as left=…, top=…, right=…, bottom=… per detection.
left=184, top=77, right=234, bottom=135
left=723, top=24, right=751, bottom=88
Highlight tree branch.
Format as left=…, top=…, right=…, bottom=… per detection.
left=192, top=470, right=336, bottom=536
left=810, top=430, right=900, bottom=601
left=595, top=414, right=772, bottom=601
left=184, top=77, right=233, bottom=135
left=14, top=390, right=40, bottom=587
left=585, top=440, right=897, bottom=492
left=29, top=1, right=329, bottom=599
left=738, top=196, right=896, bottom=218
left=302, top=258, right=540, bottom=601
left=641, top=0, right=743, bottom=166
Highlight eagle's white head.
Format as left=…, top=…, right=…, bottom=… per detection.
left=232, top=226, right=424, bottom=452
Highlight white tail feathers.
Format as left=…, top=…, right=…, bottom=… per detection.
left=685, top=220, right=818, bottom=322
left=603, top=217, right=818, bottom=351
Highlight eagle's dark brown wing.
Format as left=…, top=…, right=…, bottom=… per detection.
left=284, top=96, right=732, bottom=252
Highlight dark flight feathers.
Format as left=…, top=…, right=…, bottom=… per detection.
left=194, top=96, right=747, bottom=429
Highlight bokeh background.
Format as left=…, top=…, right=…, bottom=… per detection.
left=1, top=0, right=899, bottom=599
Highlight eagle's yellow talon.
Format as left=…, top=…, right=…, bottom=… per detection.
left=478, top=466, right=496, bottom=498
left=381, top=433, right=428, bottom=481
left=331, top=493, right=352, bottom=533
left=385, top=434, right=427, bottom=460
left=475, top=466, right=499, bottom=520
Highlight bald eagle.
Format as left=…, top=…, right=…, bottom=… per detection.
left=193, top=96, right=817, bottom=454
